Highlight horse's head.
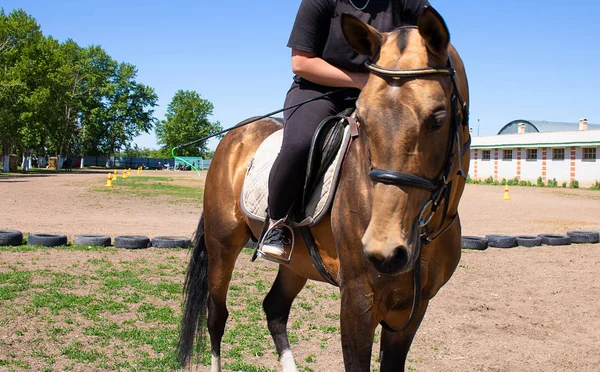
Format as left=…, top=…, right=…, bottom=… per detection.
left=342, top=7, right=468, bottom=275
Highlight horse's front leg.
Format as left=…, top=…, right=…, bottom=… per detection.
left=263, top=265, right=307, bottom=372
left=339, top=280, right=379, bottom=372
left=379, top=299, right=429, bottom=372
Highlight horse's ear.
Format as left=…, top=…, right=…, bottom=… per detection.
left=341, top=13, right=382, bottom=58
left=418, top=6, right=450, bottom=56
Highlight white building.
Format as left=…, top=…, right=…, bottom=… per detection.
left=469, top=119, right=600, bottom=187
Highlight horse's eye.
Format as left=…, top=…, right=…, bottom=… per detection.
left=427, top=110, right=447, bottom=131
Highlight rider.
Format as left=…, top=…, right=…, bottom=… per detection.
left=262, top=0, right=431, bottom=259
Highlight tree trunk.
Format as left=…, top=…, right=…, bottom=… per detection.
left=22, top=150, right=30, bottom=172
left=2, top=140, right=10, bottom=172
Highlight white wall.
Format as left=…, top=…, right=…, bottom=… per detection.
left=549, top=148, right=571, bottom=183
left=497, top=148, right=516, bottom=181
left=477, top=150, right=494, bottom=180
left=577, top=146, right=600, bottom=185
left=520, top=148, right=543, bottom=182
left=469, top=145, right=600, bottom=186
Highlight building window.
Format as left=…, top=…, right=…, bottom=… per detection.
left=526, top=149, right=538, bottom=160
left=503, top=150, right=513, bottom=160
left=583, top=148, right=597, bottom=161
left=482, top=150, right=491, bottom=160
left=552, top=148, right=565, bottom=160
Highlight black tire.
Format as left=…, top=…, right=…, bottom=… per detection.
left=516, top=236, right=543, bottom=247
left=0, top=230, right=23, bottom=246
left=28, top=233, right=68, bottom=247
left=566, top=230, right=600, bottom=244
left=485, top=235, right=517, bottom=248
left=461, top=236, right=488, bottom=250
left=74, top=234, right=112, bottom=247
left=114, top=235, right=150, bottom=249
left=538, top=234, right=572, bottom=246
left=151, top=236, right=191, bottom=248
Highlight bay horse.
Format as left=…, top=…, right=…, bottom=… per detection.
left=179, top=6, right=469, bottom=372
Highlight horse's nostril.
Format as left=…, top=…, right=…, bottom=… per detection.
left=364, top=245, right=410, bottom=275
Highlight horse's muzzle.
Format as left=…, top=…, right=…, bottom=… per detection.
left=363, top=244, right=412, bottom=275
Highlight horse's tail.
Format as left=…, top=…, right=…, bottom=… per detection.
left=179, top=213, right=209, bottom=367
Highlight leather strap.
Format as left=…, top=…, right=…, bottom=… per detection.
left=347, top=115, right=359, bottom=138
left=299, top=226, right=339, bottom=287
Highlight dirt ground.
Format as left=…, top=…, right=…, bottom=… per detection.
left=0, top=170, right=206, bottom=239
left=1, top=170, right=600, bottom=371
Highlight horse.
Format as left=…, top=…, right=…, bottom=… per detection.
left=179, top=6, right=470, bottom=372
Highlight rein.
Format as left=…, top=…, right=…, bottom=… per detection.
left=363, top=56, right=469, bottom=333
left=170, top=87, right=348, bottom=172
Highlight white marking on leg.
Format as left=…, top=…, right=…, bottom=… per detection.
left=210, top=353, right=221, bottom=372
left=280, top=349, right=298, bottom=372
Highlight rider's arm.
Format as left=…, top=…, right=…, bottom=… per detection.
left=291, top=49, right=369, bottom=90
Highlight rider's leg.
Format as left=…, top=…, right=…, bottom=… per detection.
left=268, top=83, right=340, bottom=220
left=262, top=81, right=348, bottom=258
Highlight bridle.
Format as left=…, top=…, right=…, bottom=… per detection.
left=365, top=57, right=469, bottom=241
left=361, top=56, right=470, bottom=332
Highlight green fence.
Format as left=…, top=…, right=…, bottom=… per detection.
left=174, top=157, right=211, bottom=170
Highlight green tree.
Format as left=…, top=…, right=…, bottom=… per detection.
left=84, top=62, right=158, bottom=156
left=0, top=8, right=159, bottom=171
left=0, top=8, right=44, bottom=171
left=155, top=90, right=222, bottom=157
left=119, top=146, right=169, bottom=159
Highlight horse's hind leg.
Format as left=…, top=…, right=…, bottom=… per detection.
left=205, top=221, right=251, bottom=372
left=263, top=265, right=307, bottom=372
left=379, top=300, right=429, bottom=372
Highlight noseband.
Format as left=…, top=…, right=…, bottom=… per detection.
left=362, top=57, right=470, bottom=333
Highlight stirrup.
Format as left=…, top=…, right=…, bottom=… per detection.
left=257, top=217, right=295, bottom=265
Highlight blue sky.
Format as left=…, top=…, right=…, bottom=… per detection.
left=4, top=0, right=600, bottom=150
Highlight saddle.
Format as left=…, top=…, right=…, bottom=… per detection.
left=241, top=109, right=354, bottom=227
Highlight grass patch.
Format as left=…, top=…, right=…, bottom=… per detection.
left=0, top=245, right=117, bottom=253
left=92, top=175, right=203, bottom=203
left=0, top=244, right=355, bottom=371
left=61, top=340, right=107, bottom=363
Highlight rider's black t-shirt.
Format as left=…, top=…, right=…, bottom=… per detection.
left=287, top=0, right=430, bottom=73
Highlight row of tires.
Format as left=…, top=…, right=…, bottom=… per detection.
left=462, top=230, right=600, bottom=250
left=0, top=230, right=192, bottom=249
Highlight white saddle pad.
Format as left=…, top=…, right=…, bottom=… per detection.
left=241, top=125, right=351, bottom=227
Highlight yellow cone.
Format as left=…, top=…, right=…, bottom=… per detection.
left=113, top=169, right=118, bottom=180
left=105, top=173, right=114, bottom=187
left=502, top=185, right=510, bottom=200
left=137, top=167, right=141, bottom=174
left=128, top=168, right=132, bottom=176
left=123, top=169, right=128, bottom=179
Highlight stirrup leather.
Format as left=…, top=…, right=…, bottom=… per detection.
left=256, top=217, right=295, bottom=265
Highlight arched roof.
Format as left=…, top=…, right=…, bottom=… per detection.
left=498, top=120, right=600, bottom=135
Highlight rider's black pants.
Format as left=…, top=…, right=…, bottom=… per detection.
left=267, top=79, right=358, bottom=220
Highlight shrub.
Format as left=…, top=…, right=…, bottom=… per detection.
left=466, top=174, right=472, bottom=183
left=501, top=178, right=507, bottom=185
left=570, top=179, right=580, bottom=189
left=519, top=180, right=528, bottom=187
left=507, top=179, right=515, bottom=186
left=537, top=176, right=545, bottom=187
left=484, top=176, right=494, bottom=185
left=547, top=178, right=558, bottom=188
left=562, top=181, right=567, bottom=188
left=590, top=180, right=600, bottom=191
left=527, top=181, right=534, bottom=187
